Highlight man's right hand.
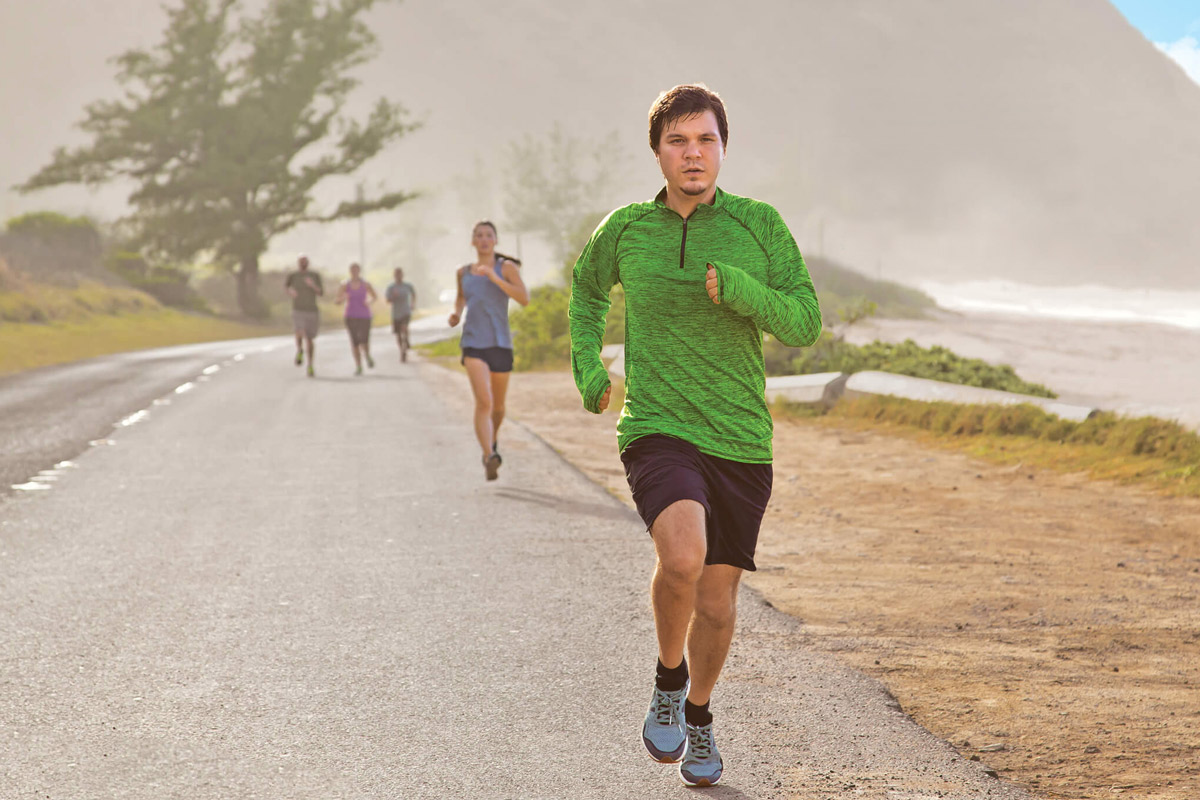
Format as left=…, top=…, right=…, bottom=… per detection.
left=598, top=385, right=612, bottom=412
left=448, top=312, right=460, bottom=327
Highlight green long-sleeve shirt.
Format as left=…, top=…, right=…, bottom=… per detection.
left=569, top=187, right=822, bottom=463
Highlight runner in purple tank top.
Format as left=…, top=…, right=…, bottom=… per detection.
left=335, top=262, right=378, bottom=375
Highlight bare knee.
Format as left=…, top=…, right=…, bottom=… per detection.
left=657, top=548, right=705, bottom=587
left=693, top=592, right=738, bottom=628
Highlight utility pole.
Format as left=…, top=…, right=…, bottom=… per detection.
left=357, top=181, right=366, bottom=268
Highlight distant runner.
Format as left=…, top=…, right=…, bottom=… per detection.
left=335, top=262, right=377, bottom=375
left=568, top=84, right=822, bottom=787
left=285, top=254, right=323, bottom=378
left=386, top=268, right=417, bottom=362
left=447, top=221, right=529, bottom=480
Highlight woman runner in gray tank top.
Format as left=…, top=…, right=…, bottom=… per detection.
left=447, top=221, right=529, bottom=480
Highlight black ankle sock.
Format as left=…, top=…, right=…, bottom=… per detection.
left=684, top=699, right=712, bottom=727
left=655, top=657, right=689, bottom=692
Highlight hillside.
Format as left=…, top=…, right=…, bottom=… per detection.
left=3, top=0, right=1198, bottom=289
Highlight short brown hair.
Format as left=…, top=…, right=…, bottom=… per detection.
left=648, top=84, right=728, bottom=152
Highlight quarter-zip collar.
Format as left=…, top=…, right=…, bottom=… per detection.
left=654, top=186, right=727, bottom=220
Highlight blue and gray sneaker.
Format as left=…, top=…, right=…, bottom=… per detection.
left=679, top=721, right=723, bottom=787
left=642, top=683, right=688, bottom=763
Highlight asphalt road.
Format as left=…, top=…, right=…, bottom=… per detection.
left=0, top=334, right=1034, bottom=799
left=0, top=316, right=454, bottom=495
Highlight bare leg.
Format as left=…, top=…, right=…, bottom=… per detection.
left=463, top=357, right=495, bottom=458
left=650, top=500, right=708, bottom=669
left=350, top=336, right=362, bottom=370
left=686, top=564, right=742, bottom=705
left=489, top=370, right=510, bottom=447
left=305, top=336, right=315, bottom=365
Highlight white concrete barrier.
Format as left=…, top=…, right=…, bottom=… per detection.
left=765, top=372, right=848, bottom=408
left=842, top=371, right=1098, bottom=422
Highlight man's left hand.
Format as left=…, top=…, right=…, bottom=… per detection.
left=705, top=264, right=720, bottom=304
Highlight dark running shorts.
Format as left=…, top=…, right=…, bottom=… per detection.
left=461, top=346, right=513, bottom=373
left=345, top=317, right=372, bottom=346
left=620, top=433, right=773, bottom=571
left=391, top=316, right=411, bottom=334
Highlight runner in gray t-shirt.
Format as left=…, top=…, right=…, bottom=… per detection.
left=385, top=268, right=417, bottom=362
left=285, top=254, right=324, bottom=377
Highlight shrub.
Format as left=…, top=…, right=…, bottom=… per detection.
left=511, top=285, right=571, bottom=370
left=105, top=251, right=210, bottom=312
left=765, top=334, right=1056, bottom=398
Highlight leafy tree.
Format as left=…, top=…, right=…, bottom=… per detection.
left=18, top=0, right=417, bottom=317
left=503, top=125, right=628, bottom=270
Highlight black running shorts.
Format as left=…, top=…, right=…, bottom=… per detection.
left=620, top=433, right=773, bottom=571
left=345, top=317, right=371, bottom=346
left=392, top=316, right=411, bottom=334
left=461, top=346, right=513, bottom=373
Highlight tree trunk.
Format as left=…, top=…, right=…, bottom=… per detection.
left=236, top=253, right=268, bottom=319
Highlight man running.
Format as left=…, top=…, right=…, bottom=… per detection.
left=285, top=254, right=323, bottom=377
left=568, top=84, right=821, bottom=787
left=386, top=267, right=417, bottom=362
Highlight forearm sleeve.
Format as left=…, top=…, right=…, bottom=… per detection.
left=715, top=211, right=821, bottom=347
left=569, top=214, right=621, bottom=413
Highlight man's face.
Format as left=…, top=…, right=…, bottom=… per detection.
left=655, top=109, right=725, bottom=198
left=395, top=269, right=404, bottom=280
left=298, top=257, right=309, bottom=270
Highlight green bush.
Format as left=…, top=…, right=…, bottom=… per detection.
left=508, top=283, right=625, bottom=370
left=765, top=334, right=1056, bottom=398
left=5, top=211, right=101, bottom=242
left=105, top=251, right=210, bottom=312
left=511, top=285, right=571, bottom=370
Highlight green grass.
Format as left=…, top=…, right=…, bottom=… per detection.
left=0, top=309, right=284, bottom=375
left=764, top=335, right=1057, bottom=397
left=0, top=281, right=159, bottom=323
left=777, top=395, right=1200, bottom=497
left=0, top=279, right=286, bottom=375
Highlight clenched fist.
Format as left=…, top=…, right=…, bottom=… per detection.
left=706, top=264, right=720, bottom=304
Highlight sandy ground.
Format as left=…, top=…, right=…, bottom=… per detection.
left=844, top=311, right=1200, bottom=430
left=493, top=366, right=1200, bottom=800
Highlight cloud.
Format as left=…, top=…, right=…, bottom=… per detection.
left=1156, top=36, right=1200, bottom=85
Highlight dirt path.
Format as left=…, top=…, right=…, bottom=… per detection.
left=505, top=369, right=1200, bottom=800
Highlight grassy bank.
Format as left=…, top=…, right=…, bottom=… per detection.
left=779, top=395, right=1200, bottom=497
left=0, top=310, right=283, bottom=375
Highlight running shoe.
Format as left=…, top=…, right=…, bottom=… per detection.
left=492, top=442, right=502, bottom=466
left=367, top=354, right=375, bottom=369
left=307, top=365, right=314, bottom=378
left=294, top=350, right=303, bottom=366
left=642, top=683, right=688, bottom=763
left=679, top=722, right=723, bottom=787
left=355, top=365, right=363, bottom=376
left=484, top=452, right=501, bottom=481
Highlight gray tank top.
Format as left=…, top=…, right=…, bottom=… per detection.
left=460, top=257, right=513, bottom=349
